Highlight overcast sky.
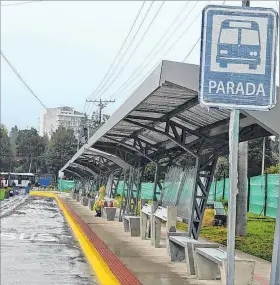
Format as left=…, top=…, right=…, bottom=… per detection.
left=1, top=0, right=279, bottom=131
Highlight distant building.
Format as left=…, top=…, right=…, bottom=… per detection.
left=39, top=107, right=86, bottom=139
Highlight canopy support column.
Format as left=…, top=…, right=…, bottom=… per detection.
left=188, top=153, right=218, bottom=239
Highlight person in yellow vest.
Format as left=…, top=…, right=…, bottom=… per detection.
left=93, top=186, right=106, bottom=217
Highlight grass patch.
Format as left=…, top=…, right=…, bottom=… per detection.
left=177, top=210, right=276, bottom=262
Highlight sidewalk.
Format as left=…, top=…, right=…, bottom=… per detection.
left=62, top=194, right=271, bottom=285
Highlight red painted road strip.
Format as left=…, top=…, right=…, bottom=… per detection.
left=58, top=197, right=142, bottom=285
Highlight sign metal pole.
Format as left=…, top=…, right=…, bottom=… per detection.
left=227, top=109, right=240, bottom=285
left=227, top=2, right=249, bottom=284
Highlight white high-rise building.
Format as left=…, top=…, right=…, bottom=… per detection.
left=39, top=107, right=86, bottom=138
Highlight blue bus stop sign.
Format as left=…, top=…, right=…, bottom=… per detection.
left=199, top=5, right=278, bottom=111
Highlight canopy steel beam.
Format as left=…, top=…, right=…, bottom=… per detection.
left=124, top=118, right=198, bottom=158
left=70, top=162, right=98, bottom=178
left=64, top=169, right=82, bottom=178
left=104, top=135, right=159, bottom=163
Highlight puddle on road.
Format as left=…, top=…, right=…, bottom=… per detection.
left=1, top=196, right=98, bottom=285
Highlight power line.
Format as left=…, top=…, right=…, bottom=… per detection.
left=1, top=1, right=42, bottom=7
left=84, top=2, right=155, bottom=118
left=108, top=1, right=197, bottom=100
left=183, top=0, right=226, bottom=63
left=109, top=1, right=204, bottom=101
left=182, top=36, right=201, bottom=62
left=84, top=1, right=145, bottom=114
left=1, top=50, right=56, bottom=120
left=86, top=1, right=154, bottom=105
left=92, top=1, right=165, bottom=103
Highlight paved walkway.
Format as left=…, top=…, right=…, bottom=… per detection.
left=62, top=194, right=273, bottom=285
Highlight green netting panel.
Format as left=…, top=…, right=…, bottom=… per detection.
left=224, top=178, right=230, bottom=200
left=207, top=173, right=279, bottom=218
left=266, top=174, right=279, bottom=218
left=208, top=181, right=216, bottom=201
left=117, top=181, right=125, bottom=196
left=58, top=179, right=76, bottom=192
left=249, top=175, right=265, bottom=215
left=141, top=182, right=160, bottom=200
left=216, top=180, right=226, bottom=200
left=116, top=181, right=160, bottom=200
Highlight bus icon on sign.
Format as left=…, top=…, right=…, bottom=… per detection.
left=216, top=20, right=261, bottom=70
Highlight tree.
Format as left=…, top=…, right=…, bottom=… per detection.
left=271, top=137, right=279, bottom=165
left=0, top=124, right=13, bottom=171
left=45, top=127, right=77, bottom=179
left=214, top=156, right=229, bottom=180
left=9, top=125, right=19, bottom=156
left=248, top=137, right=274, bottom=177
left=16, top=128, right=47, bottom=173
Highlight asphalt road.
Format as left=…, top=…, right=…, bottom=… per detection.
left=1, top=196, right=97, bottom=285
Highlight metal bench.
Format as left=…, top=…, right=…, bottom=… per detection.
left=123, top=216, right=140, bottom=237
left=195, top=248, right=255, bottom=285
left=168, top=234, right=219, bottom=275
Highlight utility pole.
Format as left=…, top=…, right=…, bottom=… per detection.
left=86, top=99, right=115, bottom=125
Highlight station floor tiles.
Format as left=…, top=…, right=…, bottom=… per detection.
left=62, top=196, right=270, bottom=285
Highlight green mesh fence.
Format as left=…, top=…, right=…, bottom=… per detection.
left=116, top=181, right=160, bottom=200
left=249, top=175, right=266, bottom=215
left=58, top=179, right=76, bottom=192
left=266, top=174, right=279, bottom=218
left=209, top=174, right=279, bottom=218
left=113, top=173, right=279, bottom=219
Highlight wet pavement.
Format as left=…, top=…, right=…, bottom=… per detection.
left=1, top=196, right=97, bottom=285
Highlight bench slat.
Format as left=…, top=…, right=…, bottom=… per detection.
left=169, top=236, right=198, bottom=247
left=196, top=248, right=239, bottom=265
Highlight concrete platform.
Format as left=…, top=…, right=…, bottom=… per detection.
left=63, top=195, right=271, bottom=285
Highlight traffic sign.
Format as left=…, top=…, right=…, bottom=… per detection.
left=199, top=5, right=278, bottom=111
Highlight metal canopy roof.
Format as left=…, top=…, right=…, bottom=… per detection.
left=60, top=60, right=279, bottom=177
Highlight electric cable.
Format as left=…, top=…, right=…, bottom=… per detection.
left=108, top=1, right=193, bottom=100
left=86, top=1, right=154, bottom=103
left=92, top=1, right=165, bottom=103
left=1, top=50, right=56, bottom=120
left=1, top=1, right=42, bottom=7
left=109, top=1, right=206, bottom=101
left=83, top=1, right=146, bottom=114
